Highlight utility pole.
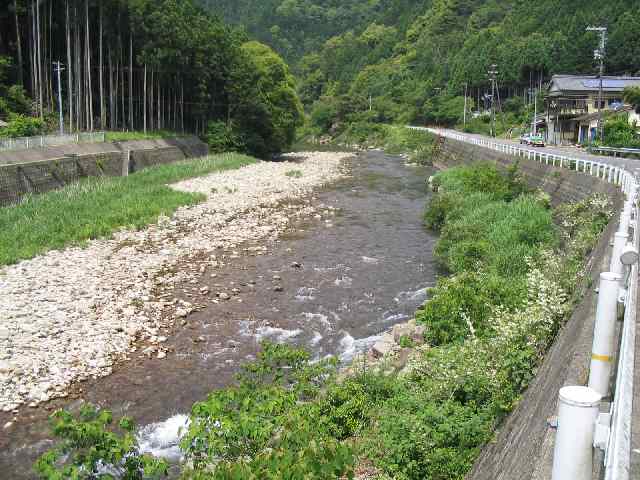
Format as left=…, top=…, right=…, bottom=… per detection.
left=488, top=64, right=498, bottom=137
left=463, top=82, right=468, bottom=127
left=53, top=61, right=65, bottom=135
left=530, top=87, right=538, bottom=135
left=587, top=26, right=607, bottom=143
left=369, top=94, right=372, bottom=112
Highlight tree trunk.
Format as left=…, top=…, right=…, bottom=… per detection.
left=30, top=0, right=36, bottom=105
left=143, top=64, right=147, bottom=133
left=99, top=0, right=105, bottom=130
left=36, top=0, right=43, bottom=117
left=149, top=68, right=154, bottom=131
left=85, top=0, right=93, bottom=131
left=156, top=75, right=162, bottom=130
left=129, top=32, right=133, bottom=130
left=75, top=0, right=82, bottom=131
left=66, top=0, right=73, bottom=132
left=14, top=0, right=24, bottom=85
left=48, top=0, right=53, bottom=112
left=109, top=42, right=114, bottom=130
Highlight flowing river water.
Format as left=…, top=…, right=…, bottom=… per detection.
left=0, top=150, right=438, bottom=477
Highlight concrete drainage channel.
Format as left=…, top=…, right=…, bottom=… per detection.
left=414, top=127, right=638, bottom=480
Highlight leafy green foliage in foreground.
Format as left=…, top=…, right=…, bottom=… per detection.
left=36, top=165, right=612, bottom=480
left=0, top=153, right=255, bottom=266
left=35, top=405, right=168, bottom=480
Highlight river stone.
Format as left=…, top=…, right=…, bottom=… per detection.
left=392, top=324, right=413, bottom=343
left=411, top=325, right=427, bottom=345
left=0, top=360, right=12, bottom=374
left=371, top=341, right=394, bottom=359
left=0, top=152, right=350, bottom=412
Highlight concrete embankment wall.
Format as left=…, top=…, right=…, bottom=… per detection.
left=0, top=137, right=208, bottom=206
left=434, top=137, right=620, bottom=204
left=434, top=137, right=622, bottom=480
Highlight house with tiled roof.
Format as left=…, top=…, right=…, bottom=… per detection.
left=545, top=75, right=640, bottom=145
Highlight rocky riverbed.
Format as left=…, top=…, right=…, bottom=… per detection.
left=0, top=152, right=350, bottom=415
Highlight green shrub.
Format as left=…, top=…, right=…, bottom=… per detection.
left=365, top=394, right=493, bottom=480
left=314, top=373, right=396, bottom=439
left=435, top=196, right=555, bottom=276
left=2, top=113, right=45, bottom=138
left=205, top=121, right=245, bottom=153
left=431, top=162, right=527, bottom=201
left=416, top=271, right=527, bottom=345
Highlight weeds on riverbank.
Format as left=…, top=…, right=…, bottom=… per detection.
left=0, top=153, right=255, bottom=266
left=104, top=130, right=188, bottom=142
left=35, top=164, right=612, bottom=480
left=299, top=124, right=434, bottom=164
left=337, top=124, right=435, bottom=164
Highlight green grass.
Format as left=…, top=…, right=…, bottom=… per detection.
left=0, top=153, right=256, bottom=266
left=104, top=130, right=187, bottom=142
left=285, top=169, right=303, bottom=178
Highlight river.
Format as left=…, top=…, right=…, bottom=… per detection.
left=0, top=150, right=438, bottom=478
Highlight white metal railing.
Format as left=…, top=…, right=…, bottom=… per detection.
left=413, top=126, right=638, bottom=480
left=0, top=131, right=105, bottom=152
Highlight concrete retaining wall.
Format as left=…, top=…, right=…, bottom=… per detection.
left=433, top=137, right=623, bottom=480
left=0, top=137, right=207, bottom=206
left=435, top=137, right=620, bottom=204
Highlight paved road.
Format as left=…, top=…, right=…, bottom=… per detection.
left=430, top=128, right=640, bottom=177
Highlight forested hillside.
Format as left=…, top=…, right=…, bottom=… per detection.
left=203, top=0, right=640, bottom=131
left=0, top=0, right=302, bottom=156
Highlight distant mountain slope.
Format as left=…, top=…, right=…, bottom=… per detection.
left=201, top=0, right=640, bottom=126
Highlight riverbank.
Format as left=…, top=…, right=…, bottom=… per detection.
left=3, top=149, right=439, bottom=479
left=30, top=160, right=613, bottom=480
left=0, top=152, right=350, bottom=414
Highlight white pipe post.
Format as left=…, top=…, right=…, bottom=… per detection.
left=619, top=210, right=631, bottom=236
left=551, top=386, right=602, bottom=480
left=611, top=232, right=629, bottom=275
left=588, top=272, right=622, bottom=396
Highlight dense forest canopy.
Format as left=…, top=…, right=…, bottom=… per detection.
left=203, top=0, right=640, bottom=128
left=0, top=0, right=302, bottom=156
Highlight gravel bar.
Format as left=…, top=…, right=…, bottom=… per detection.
left=0, top=152, right=351, bottom=412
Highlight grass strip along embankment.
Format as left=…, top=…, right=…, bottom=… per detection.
left=35, top=162, right=612, bottom=480
left=0, top=153, right=255, bottom=266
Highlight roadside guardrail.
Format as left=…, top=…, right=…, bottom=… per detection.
left=589, top=146, right=640, bottom=159
left=413, top=127, right=638, bottom=480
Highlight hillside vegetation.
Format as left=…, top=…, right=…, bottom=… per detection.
left=204, top=0, right=640, bottom=134
left=0, top=0, right=302, bottom=157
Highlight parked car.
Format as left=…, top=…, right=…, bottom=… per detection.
left=529, top=134, right=545, bottom=147
left=519, top=133, right=531, bottom=145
